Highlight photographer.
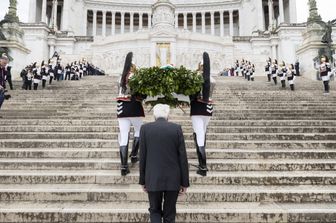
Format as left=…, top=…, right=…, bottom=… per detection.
left=0, top=54, right=10, bottom=117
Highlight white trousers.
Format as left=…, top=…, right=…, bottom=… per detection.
left=192, top=116, right=211, bottom=147
left=118, top=117, right=143, bottom=146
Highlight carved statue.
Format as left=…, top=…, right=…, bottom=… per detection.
left=321, top=20, right=336, bottom=44
left=309, top=0, right=316, bottom=9
left=10, top=0, right=17, bottom=8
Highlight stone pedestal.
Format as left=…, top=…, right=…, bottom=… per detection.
left=296, top=23, right=330, bottom=80
left=0, top=22, right=30, bottom=79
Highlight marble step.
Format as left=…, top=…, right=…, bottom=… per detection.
left=1, top=126, right=336, bottom=133
left=1, top=148, right=336, bottom=159
left=0, top=170, right=335, bottom=185
left=1, top=119, right=334, bottom=126
left=0, top=132, right=335, bottom=140
left=0, top=201, right=335, bottom=222
left=0, top=184, right=335, bottom=203
left=0, top=139, right=335, bottom=149
left=0, top=158, right=334, bottom=171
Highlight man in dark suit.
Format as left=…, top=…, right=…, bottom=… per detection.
left=139, top=104, right=189, bottom=223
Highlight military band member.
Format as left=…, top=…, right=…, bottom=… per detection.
left=271, top=59, right=278, bottom=85
left=190, top=52, right=215, bottom=177
left=287, top=64, right=297, bottom=91
left=319, top=55, right=332, bottom=95
left=277, top=61, right=287, bottom=89
left=117, top=52, right=145, bottom=176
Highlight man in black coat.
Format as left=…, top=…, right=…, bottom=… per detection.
left=139, top=104, right=189, bottom=223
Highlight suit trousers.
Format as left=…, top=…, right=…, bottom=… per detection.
left=148, top=191, right=179, bottom=223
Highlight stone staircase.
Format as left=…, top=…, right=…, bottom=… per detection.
left=0, top=76, right=335, bottom=223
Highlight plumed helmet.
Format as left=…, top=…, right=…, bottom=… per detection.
left=202, top=52, right=211, bottom=102
left=120, top=52, right=133, bottom=92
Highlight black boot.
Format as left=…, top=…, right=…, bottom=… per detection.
left=120, top=145, right=130, bottom=176
left=193, top=133, right=208, bottom=177
left=273, top=77, right=277, bottom=85
left=290, top=84, right=294, bottom=91
left=281, top=80, right=286, bottom=88
left=130, top=137, right=140, bottom=164
left=267, top=74, right=271, bottom=82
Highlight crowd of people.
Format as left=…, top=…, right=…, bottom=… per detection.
left=19, top=57, right=104, bottom=90
left=264, top=58, right=299, bottom=91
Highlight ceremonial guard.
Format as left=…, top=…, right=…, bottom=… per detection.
left=271, top=59, right=278, bottom=85
left=251, top=64, right=255, bottom=81
left=319, top=55, right=331, bottom=95
left=117, top=52, right=145, bottom=176
left=246, top=61, right=252, bottom=81
left=277, top=61, right=287, bottom=89
left=26, top=65, right=33, bottom=90
left=190, top=52, right=215, bottom=177
left=33, top=63, right=41, bottom=90
left=265, top=58, right=271, bottom=82
left=48, top=60, right=54, bottom=85
left=235, top=60, right=240, bottom=76
left=287, top=64, right=297, bottom=91
left=41, top=61, right=48, bottom=89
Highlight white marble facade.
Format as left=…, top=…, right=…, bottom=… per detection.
left=23, top=0, right=303, bottom=75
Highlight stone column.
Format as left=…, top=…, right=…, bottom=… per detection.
left=111, top=12, right=115, bottom=35
left=61, top=0, right=70, bottom=30
left=139, top=13, right=143, bottom=30
left=84, top=9, right=88, bottom=35
left=130, top=13, right=134, bottom=32
left=289, top=0, right=297, bottom=23
left=219, top=11, right=224, bottom=37
left=102, top=10, right=106, bottom=37
left=271, top=44, right=277, bottom=59
left=92, top=10, right=97, bottom=36
left=183, top=13, right=187, bottom=30
left=148, top=13, right=152, bottom=29
left=210, top=11, right=215, bottom=35
left=229, top=10, right=234, bottom=36
left=29, top=0, right=37, bottom=23
left=278, top=0, right=284, bottom=24
left=268, top=0, right=274, bottom=30
left=53, top=0, right=58, bottom=30
left=41, top=0, right=47, bottom=23
left=192, top=12, right=196, bottom=32
left=201, top=12, right=205, bottom=34
left=175, top=13, right=178, bottom=28
left=121, top=12, right=125, bottom=34
left=256, top=0, right=265, bottom=30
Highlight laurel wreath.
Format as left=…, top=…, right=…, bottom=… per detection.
left=128, top=66, right=203, bottom=106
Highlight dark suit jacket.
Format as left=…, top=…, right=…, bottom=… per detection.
left=139, top=118, right=189, bottom=191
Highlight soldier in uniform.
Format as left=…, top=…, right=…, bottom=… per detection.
left=319, top=55, right=332, bottom=95
left=190, top=52, right=215, bottom=177
left=265, top=58, right=271, bottom=82
left=277, top=61, right=287, bottom=89
left=117, top=52, right=145, bottom=176
left=48, top=60, right=55, bottom=85
left=33, top=63, right=41, bottom=90
left=287, top=64, right=297, bottom=91
left=271, top=59, right=278, bottom=85
left=41, top=61, right=48, bottom=89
